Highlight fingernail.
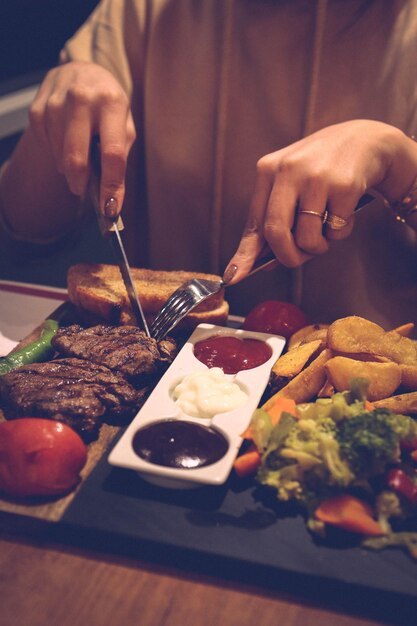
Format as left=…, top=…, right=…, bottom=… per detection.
left=104, top=196, right=118, bottom=218
left=222, top=264, right=238, bottom=285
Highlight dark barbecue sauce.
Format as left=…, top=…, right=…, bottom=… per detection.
left=132, top=420, right=229, bottom=469
left=193, top=335, right=272, bottom=374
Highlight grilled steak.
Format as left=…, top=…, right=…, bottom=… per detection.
left=0, top=358, right=143, bottom=441
left=51, top=324, right=177, bottom=380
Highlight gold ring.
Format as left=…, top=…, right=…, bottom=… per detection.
left=298, top=209, right=328, bottom=223
left=393, top=204, right=417, bottom=224
left=325, top=213, right=351, bottom=230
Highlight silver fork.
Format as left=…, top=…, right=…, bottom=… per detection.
left=150, top=254, right=276, bottom=341
left=150, top=193, right=378, bottom=341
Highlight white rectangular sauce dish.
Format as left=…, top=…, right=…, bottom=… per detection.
left=108, top=323, right=286, bottom=488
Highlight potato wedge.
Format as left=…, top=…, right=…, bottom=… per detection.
left=271, top=339, right=322, bottom=378
left=263, top=349, right=332, bottom=408
left=317, top=378, right=335, bottom=398
left=400, top=364, right=417, bottom=390
left=327, top=316, right=417, bottom=365
left=373, top=392, right=417, bottom=415
left=391, top=322, right=415, bottom=338
left=330, top=352, right=392, bottom=363
left=287, top=324, right=329, bottom=350
left=325, top=356, right=401, bottom=401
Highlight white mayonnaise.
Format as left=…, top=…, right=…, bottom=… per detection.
left=172, top=367, right=248, bottom=419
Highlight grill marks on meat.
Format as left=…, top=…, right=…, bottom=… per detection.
left=51, top=325, right=177, bottom=380
left=0, top=358, right=144, bottom=441
left=0, top=324, right=177, bottom=441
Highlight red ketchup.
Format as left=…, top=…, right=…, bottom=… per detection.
left=193, top=335, right=272, bottom=374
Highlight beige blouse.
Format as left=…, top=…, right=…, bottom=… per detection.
left=62, top=0, right=417, bottom=327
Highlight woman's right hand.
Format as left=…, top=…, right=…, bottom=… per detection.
left=29, top=61, right=136, bottom=217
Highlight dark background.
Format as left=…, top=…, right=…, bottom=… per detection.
left=0, top=0, right=99, bottom=89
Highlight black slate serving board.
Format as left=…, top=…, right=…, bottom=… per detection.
left=1, top=308, right=417, bottom=623
left=43, top=428, right=416, bottom=623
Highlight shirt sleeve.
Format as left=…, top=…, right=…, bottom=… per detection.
left=60, top=0, right=148, bottom=100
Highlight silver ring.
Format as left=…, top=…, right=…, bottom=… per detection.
left=325, top=213, right=351, bottom=230
left=298, top=209, right=328, bottom=223
left=393, top=205, right=417, bottom=224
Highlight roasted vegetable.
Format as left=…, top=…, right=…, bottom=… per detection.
left=386, top=468, right=417, bottom=506
left=240, top=380, right=417, bottom=555
left=0, top=319, right=59, bottom=375
left=242, top=300, right=308, bottom=338
left=335, top=409, right=402, bottom=478
left=0, top=418, right=87, bottom=497
left=314, top=494, right=384, bottom=536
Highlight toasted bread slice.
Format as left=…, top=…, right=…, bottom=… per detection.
left=67, top=263, right=229, bottom=329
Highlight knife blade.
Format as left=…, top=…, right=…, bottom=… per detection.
left=89, top=138, right=151, bottom=336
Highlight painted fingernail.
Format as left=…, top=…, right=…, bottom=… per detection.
left=104, top=196, right=118, bottom=218
left=222, top=264, right=238, bottom=285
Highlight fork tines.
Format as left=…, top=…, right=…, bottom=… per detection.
left=150, top=278, right=218, bottom=342
left=151, top=293, right=195, bottom=341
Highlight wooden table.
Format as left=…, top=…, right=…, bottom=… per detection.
left=0, top=532, right=390, bottom=626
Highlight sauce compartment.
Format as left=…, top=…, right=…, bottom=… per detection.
left=170, top=367, right=249, bottom=419
left=108, top=323, right=286, bottom=488
left=132, top=419, right=229, bottom=469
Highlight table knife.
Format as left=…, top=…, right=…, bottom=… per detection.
left=89, top=138, right=151, bottom=336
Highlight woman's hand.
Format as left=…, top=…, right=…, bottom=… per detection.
left=223, top=120, right=417, bottom=284
left=29, top=61, right=136, bottom=217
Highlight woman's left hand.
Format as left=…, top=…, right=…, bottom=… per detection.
left=223, top=120, right=417, bottom=284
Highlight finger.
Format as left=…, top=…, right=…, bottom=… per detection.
left=325, top=184, right=363, bottom=241
left=62, top=100, right=93, bottom=196
left=43, top=91, right=68, bottom=174
left=293, top=185, right=329, bottom=256
left=97, top=101, right=131, bottom=217
left=29, top=73, right=66, bottom=173
left=223, top=168, right=272, bottom=284
left=126, top=111, right=137, bottom=151
left=263, top=179, right=311, bottom=267
left=28, top=70, right=57, bottom=146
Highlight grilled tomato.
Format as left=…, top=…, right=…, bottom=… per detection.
left=242, top=300, right=308, bottom=338
left=0, top=418, right=87, bottom=498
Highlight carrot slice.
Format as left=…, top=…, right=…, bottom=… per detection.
left=240, top=424, right=256, bottom=441
left=315, top=494, right=384, bottom=536
left=241, top=397, right=297, bottom=441
left=265, top=397, right=297, bottom=423
left=233, top=444, right=261, bottom=477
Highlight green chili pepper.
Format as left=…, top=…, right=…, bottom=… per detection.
left=0, top=319, right=59, bottom=375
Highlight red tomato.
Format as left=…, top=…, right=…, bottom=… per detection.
left=0, top=418, right=87, bottom=498
left=242, top=300, right=308, bottom=338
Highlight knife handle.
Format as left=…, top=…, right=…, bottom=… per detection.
left=89, top=136, right=124, bottom=237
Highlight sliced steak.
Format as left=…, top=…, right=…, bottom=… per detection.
left=0, top=358, right=143, bottom=441
left=51, top=324, right=177, bottom=380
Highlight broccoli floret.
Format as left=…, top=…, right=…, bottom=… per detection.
left=386, top=411, right=417, bottom=444
left=347, top=377, right=369, bottom=403
left=375, top=490, right=404, bottom=534
left=336, top=409, right=401, bottom=478
left=258, top=414, right=354, bottom=502
left=363, top=532, right=417, bottom=560
left=256, top=462, right=302, bottom=501
left=295, top=382, right=371, bottom=424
